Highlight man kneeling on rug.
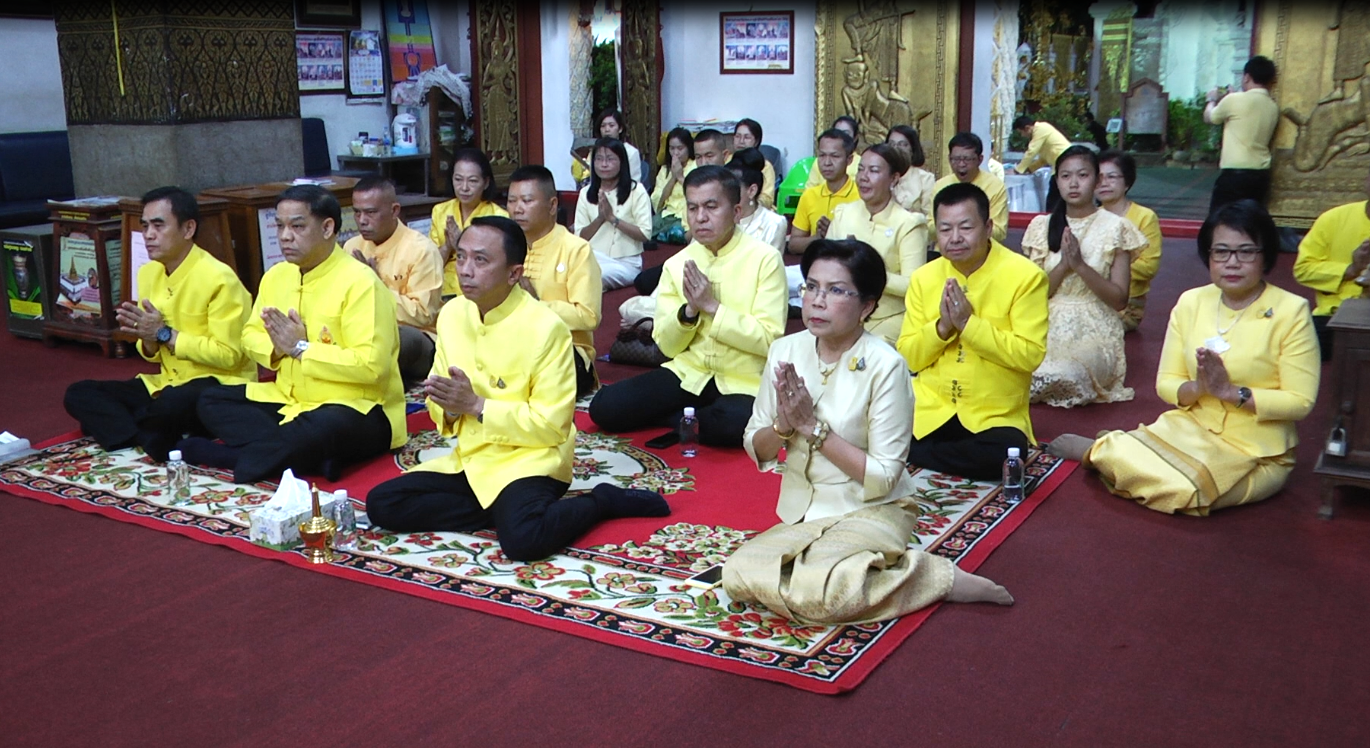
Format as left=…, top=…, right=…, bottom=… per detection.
left=724, top=239, right=1011, bottom=623
left=64, top=186, right=255, bottom=462
left=366, top=217, right=670, bottom=562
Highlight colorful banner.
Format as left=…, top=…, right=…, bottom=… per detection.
left=384, top=0, right=437, bottom=83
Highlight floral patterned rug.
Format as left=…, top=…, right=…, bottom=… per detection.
left=0, top=425, right=1073, bottom=694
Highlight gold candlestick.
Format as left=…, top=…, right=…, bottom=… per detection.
left=299, top=483, right=337, bottom=564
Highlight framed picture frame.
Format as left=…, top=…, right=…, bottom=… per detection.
left=296, top=31, right=347, bottom=95
left=720, top=11, right=794, bottom=75
left=295, top=0, right=362, bottom=29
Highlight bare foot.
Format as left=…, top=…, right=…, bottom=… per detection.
left=1047, top=433, right=1095, bottom=462
left=947, top=566, right=1014, bottom=606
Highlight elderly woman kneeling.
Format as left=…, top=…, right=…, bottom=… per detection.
left=723, top=239, right=1012, bottom=625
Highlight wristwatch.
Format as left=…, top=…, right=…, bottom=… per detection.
left=1236, top=386, right=1252, bottom=408
left=290, top=340, right=310, bottom=359
left=155, top=325, right=174, bottom=344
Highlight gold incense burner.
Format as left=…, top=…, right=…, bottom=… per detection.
left=299, top=484, right=336, bottom=564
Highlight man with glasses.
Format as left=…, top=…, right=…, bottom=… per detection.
left=896, top=182, right=1048, bottom=481
left=1293, top=168, right=1370, bottom=360
left=589, top=166, right=788, bottom=447
left=932, top=132, right=1009, bottom=244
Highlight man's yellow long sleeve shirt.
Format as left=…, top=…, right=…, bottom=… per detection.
left=343, top=222, right=444, bottom=332
left=1293, top=200, right=1370, bottom=317
left=523, top=224, right=602, bottom=367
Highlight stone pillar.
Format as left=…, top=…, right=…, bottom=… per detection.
left=569, top=1, right=594, bottom=139
left=55, top=1, right=301, bottom=196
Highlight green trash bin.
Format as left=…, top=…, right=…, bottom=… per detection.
left=776, top=157, right=814, bottom=217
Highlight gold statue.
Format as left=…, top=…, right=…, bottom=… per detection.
left=840, top=56, right=925, bottom=145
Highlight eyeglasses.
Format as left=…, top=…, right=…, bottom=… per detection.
left=948, top=156, right=978, bottom=164
left=1210, top=247, right=1263, bottom=264
left=801, top=282, right=862, bottom=301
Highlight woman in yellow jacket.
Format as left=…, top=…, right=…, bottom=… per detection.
left=430, top=147, right=508, bottom=295
left=1049, top=201, right=1320, bottom=515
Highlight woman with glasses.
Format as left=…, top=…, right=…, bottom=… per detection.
left=725, top=238, right=1012, bottom=624
left=574, top=137, right=653, bottom=290
left=1022, top=146, right=1148, bottom=408
left=827, top=144, right=928, bottom=345
left=1048, top=201, right=1319, bottom=515
left=1096, top=150, right=1163, bottom=331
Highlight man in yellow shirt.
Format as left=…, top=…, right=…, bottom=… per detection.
left=507, top=165, right=603, bottom=397
left=1010, top=115, right=1073, bottom=211
left=1293, top=169, right=1370, bottom=360
left=790, top=128, right=861, bottom=256
left=932, top=132, right=1009, bottom=244
left=64, top=186, right=254, bottom=462
left=343, top=176, right=444, bottom=387
left=590, top=166, right=789, bottom=446
left=366, top=217, right=668, bottom=561
left=897, top=182, right=1049, bottom=480
left=691, top=128, right=730, bottom=167
left=186, top=185, right=406, bottom=484
left=1205, top=56, right=1280, bottom=213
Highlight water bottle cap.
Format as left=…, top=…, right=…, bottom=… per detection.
left=335, top=489, right=348, bottom=499
left=683, top=407, right=696, bottom=417
left=169, top=450, right=182, bottom=461
left=1007, top=447, right=1020, bottom=458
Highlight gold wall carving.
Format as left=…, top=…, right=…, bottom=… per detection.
left=472, top=0, right=523, bottom=181
left=55, top=1, right=297, bottom=126
left=1261, top=0, right=1370, bottom=227
left=816, top=0, right=960, bottom=177
left=619, top=1, right=661, bottom=173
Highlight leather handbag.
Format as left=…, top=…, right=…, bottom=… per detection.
left=608, top=318, right=669, bottom=368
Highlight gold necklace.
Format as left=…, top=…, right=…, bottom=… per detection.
left=815, top=338, right=843, bottom=385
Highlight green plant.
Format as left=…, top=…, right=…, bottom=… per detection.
left=590, top=41, right=618, bottom=116
left=1167, top=94, right=1220, bottom=155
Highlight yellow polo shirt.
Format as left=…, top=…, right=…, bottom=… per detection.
left=828, top=199, right=929, bottom=335
left=651, top=160, right=697, bottom=220
left=523, top=224, right=602, bottom=368
left=897, top=241, right=1049, bottom=442
left=655, top=229, right=789, bottom=396
left=574, top=182, right=654, bottom=259
left=1124, top=202, right=1163, bottom=300
left=430, top=200, right=508, bottom=295
left=1293, top=200, right=1370, bottom=316
left=136, top=245, right=256, bottom=395
left=412, top=286, right=576, bottom=508
left=793, top=177, right=861, bottom=235
left=243, top=247, right=406, bottom=449
left=343, top=223, right=444, bottom=333
left=1017, top=121, right=1073, bottom=173
left=934, top=170, right=1009, bottom=244
left=1210, top=88, right=1279, bottom=170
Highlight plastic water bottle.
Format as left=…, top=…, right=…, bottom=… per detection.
left=1002, top=447, right=1024, bottom=504
left=166, top=450, right=190, bottom=505
left=333, top=489, right=357, bottom=551
left=680, top=407, right=699, bottom=458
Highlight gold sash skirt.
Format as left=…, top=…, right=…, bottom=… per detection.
left=1086, top=409, right=1295, bottom=516
left=722, top=503, right=955, bottom=625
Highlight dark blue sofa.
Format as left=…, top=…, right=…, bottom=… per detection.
left=0, top=131, right=76, bottom=229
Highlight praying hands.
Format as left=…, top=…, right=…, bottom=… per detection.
left=681, top=259, right=719, bottom=317
left=262, top=307, right=307, bottom=358
left=937, top=278, right=973, bottom=339
left=772, top=361, right=817, bottom=438
left=425, top=366, right=484, bottom=419
left=1194, top=347, right=1239, bottom=402
left=116, top=299, right=167, bottom=347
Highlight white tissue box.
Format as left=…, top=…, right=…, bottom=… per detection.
left=246, top=469, right=340, bottom=550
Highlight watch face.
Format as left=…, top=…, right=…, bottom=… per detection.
left=156, top=326, right=172, bottom=343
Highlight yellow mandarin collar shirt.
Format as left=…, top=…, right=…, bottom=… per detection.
left=828, top=198, right=929, bottom=329
left=1293, top=200, right=1370, bottom=316
left=1123, top=202, right=1163, bottom=299
left=933, top=170, right=1009, bottom=244
left=1210, top=88, right=1279, bottom=169
left=136, top=245, right=255, bottom=395
left=893, top=167, right=936, bottom=218
left=243, top=246, right=406, bottom=448
left=1156, top=283, right=1319, bottom=457
left=654, top=228, right=789, bottom=396
left=523, top=223, right=603, bottom=367
left=1018, top=122, right=1073, bottom=173
left=744, top=331, right=917, bottom=524
left=651, top=160, right=696, bottom=220
left=759, top=160, right=778, bottom=210
left=430, top=199, right=508, bottom=296
left=411, top=286, right=577, bottom=508
left=343, top=222, right=444, bottom=333
left=897, top=241, right=1049, bottom=442
left=793, top=175, right=861, bottom=235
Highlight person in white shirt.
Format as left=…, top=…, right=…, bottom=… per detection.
left=574, top=138, right=653, bottom=290
left=595, top=108, right=643, bottom=184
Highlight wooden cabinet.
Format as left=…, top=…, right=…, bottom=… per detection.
left=427, top=88, right=468, bottom=197
left=1315, top=298, right=1370, bottom=517
left=44, top=198, right=129, bottom=357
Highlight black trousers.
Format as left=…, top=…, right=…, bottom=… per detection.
left=634, top=265, right=664, bottom=296
left=1209, top=168, right=1271, bottom=215
left=196, top=384, right=392, bottom=484
left=1314, top=314, right=1334, bottom=363
left=588, top=367, right=753, bottom=447
left=908, top=416, right=1031, bottom=482
left=574, top=351, right=597, bottom=400
left=366, top=471, right=600, bottom=561
left=398, top=325, right=436, bottom=389
left=63, top=376, right=217, bottom=461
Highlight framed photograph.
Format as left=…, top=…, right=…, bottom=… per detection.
left=720, top=11, right=794, bottom=75
left=297, top=31, right=347, bottom=94
left=295, top=0, right=361, bottom=29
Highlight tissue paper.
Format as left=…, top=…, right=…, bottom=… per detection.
left=247, top=469, right=339, bottom=550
